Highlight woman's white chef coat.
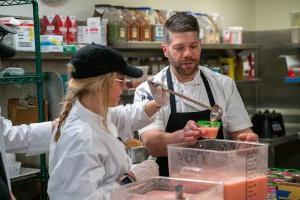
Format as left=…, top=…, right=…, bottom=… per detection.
left=0, top=112, right=52, bottom=190
left=48, top=100, right=154, bottom=200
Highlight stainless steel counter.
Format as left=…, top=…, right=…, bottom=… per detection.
left=10, top=167, right=40, bottom=183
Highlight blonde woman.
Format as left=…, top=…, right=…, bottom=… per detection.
left=47, top=44, right=168, bottom=200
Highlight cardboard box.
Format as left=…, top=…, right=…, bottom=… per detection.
left=3, top=19, right=35, bottom=51
left=8, top=97, right=48, bottom=125
left=40, top=35, right=63, bottom=52
left=278, top=182, right=300, bottom=200
left=87, top=17, right=107, bottom=45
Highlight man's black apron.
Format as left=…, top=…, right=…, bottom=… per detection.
left=0, top=153, right=10, bottom=199
left=156, top=67, right=223, bottom=176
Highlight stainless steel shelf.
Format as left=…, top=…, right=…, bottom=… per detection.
left=10, top=167, right=40, bottom=183
left=110, top=42, right=262, bottom=50
left=4, top=51, right=73, bottom=60
left=2, top=42, right=261, bottom=60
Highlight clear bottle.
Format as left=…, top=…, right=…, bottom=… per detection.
left=125, top=7, right=140, bottom=41
left=108, top=6, right=128, bottom=42
left=106, top=6, right=118, bottom=43
left=115, top=6, right=128, bottom=41
left=136, top=7, right=152, bottom=41
left=152, top=9, right=164, bottom=41
left=194, top=12, right=208, bottom=42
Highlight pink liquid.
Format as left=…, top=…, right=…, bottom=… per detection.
left=224, top=176, right=267, bottom=200
left=200, top=127, right=218, bottom=139
left=172, top=172, right=267, bottom=200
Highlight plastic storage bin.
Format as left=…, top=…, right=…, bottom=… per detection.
left=8, top=161, right=21, bottom=178
left=168, top=139, right=268, bottom=200
left=111, top=177, right=223, bottom=200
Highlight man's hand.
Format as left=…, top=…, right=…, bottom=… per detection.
left=238, top=132, right=258, bottom=142
left=177, top=120, right=203, bottom=145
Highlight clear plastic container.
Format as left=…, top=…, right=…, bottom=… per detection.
left=111, top=177, right=223, bottom=200
left=168, top=139, right=268, bottom=200
left=8, top=161, right=21, bottom=178
left=197, top=121, right=222, bottom=139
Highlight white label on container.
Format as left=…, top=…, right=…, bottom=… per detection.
left=132, top=28, right=138, bottom=39
left=120, top=27, right=125, bottom=39
left=145, top=28, right=150, bottom=40
left=155, top=25, right=163, bottom=38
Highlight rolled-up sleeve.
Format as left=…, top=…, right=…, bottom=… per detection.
left=223, top=79, right=252, bottom=132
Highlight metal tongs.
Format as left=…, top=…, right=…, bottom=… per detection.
left=148, top=80, right=223, bottom=121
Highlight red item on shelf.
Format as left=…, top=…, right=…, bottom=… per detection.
left=54, top=15, right=68, bottom=42
left=66, top=16, right=77, bottom=44
left=41, top=15, right=55, bottom=35
left=247, top=53, right=255, bottom=79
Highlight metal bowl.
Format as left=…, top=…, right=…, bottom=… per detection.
left=127, top=146, right=149, bottom=164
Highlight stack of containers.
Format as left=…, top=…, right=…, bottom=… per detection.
left=168, top=139, right=269, bottom=200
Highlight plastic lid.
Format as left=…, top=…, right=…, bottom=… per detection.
left=197, top=120, right=222, bottom=127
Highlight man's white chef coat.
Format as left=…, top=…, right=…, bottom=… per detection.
left=48, top=100, right=154, bottom=200
left=134, top=66, right=252, bottom=137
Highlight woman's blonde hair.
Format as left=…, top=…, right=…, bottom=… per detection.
left=54, top=64, right=115, bottom=142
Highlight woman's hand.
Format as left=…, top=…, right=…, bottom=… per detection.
left=147, top=77, right=169, bottom=107
left=130, top=160, right=159, bottom=181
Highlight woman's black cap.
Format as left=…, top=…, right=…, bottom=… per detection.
left=70, top=44, right=143, bottom=79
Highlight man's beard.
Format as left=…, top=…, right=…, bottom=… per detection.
left=169, top=57, right=199, bottom=76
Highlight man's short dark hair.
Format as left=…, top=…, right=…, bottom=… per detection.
left=163, top=12, right=199, bottom=43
